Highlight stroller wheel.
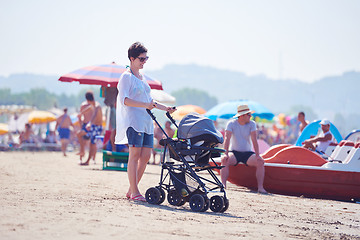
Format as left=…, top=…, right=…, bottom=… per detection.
left=209, top=195, right=224, bottom=212
left=145, top=187, right=161, bottom=205
left=156, top=186, right=166, bottom=204
left=167, top=189, right=183, bottom=206
left=200, top=195, right=209, bottom=212
left=178, top=198, right=186, bottom=206
left=220, top=198, right=229, bottom=213
left=189, top=194, right=205, bottom=212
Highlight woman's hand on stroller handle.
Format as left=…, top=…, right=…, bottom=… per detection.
left=150, top=100, right=176, bottom=113
left=166, top=106, right=176, bottom=114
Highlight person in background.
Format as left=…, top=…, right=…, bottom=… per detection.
left=115, top=42, right=176, bottom=202
left=298, top=111, right=309, bottom=133
left=164, top=121, right=175, bottom=138
left=103, top=129, right=129, bottom=153
left=55, top=108, right=74, bottom=156
left=76, top=91, right=95, bottom=160
left=45, top=130, right=57, bottom=144
left=220, top=104, right=267, bottom=194
left=20, top=123, right=36, bottom=144
left=79, top=92, right=103, bottom=165
left=302, top=119, right=333, bottom=154
left=152, top=123, right=163, bottom=164
left=7, top=133, right=17, bottom=148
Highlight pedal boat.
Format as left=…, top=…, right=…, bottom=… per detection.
left=212, top=141, right=360, bottom=201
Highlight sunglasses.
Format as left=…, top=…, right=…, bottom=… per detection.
left=137, top=56, right=149, bottom=62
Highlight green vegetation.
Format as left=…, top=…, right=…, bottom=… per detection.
left=0, top=87, right=101, bottom=110
left=171, top=88, right=218, bottom=110
left=0, top=86, right=218, bottom=112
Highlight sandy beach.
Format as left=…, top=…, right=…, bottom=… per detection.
left=0, top=151, right=359, bottom=240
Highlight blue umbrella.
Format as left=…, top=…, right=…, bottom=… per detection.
left=205, top=100, right=274, bottom=121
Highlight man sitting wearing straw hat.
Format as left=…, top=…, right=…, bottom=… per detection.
left=220, top=104, right=267, bottom=194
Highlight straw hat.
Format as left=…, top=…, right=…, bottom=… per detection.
left=234, top=104, right=255, bottom=117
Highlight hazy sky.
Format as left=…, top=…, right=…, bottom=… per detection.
left=1, top=0, right=359, bottom=82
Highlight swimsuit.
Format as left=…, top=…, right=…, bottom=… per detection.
left=232, top=150, right=254, bottom=166
left=88, top=124, right=103, bottom=144
left=58, top=128, right=70, bottom=139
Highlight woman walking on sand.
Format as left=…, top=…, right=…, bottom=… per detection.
left=115, top=42, right=176, bottom=202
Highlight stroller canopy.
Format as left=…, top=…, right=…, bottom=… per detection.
left=177, top=113, right=224, bottom=144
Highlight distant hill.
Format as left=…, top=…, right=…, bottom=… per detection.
left=146, top=64, right=360, bottom=117
left=1, top=65, right=359, bottom=133
left=0, top=73, right=88, bottom=95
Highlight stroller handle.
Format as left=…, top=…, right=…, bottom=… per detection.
left=146, top=109, right=156, bottom=120
left=147, top=108, right=176, bottom=122
left=166, top=110, right=178, bottom=128
left=146, top=108, right=178, bottom=138
left=146, top=109, right=169, bottom=138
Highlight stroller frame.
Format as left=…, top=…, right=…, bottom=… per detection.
left=145, top=110, right=229, bottom=212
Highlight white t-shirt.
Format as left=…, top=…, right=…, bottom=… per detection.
left=115, top=71, right=153, bottom=144
left=316, top=131, right=333, bottom=153
left=226, top=118, right=257, bottom=152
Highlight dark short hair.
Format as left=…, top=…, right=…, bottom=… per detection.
left=85, top=91, right=94, bottom=101
left=299, top=111, right=305, bottom=117
left=128, top=42, right=147, bottom=60
left=63, top=108, right=68, bottom=113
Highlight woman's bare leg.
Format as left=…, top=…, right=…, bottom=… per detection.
left=127, top=147, right=142, bottom=197
left=126, top=147, right=152, bottom=197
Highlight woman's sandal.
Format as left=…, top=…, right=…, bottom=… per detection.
left=130, top=194, right=146, bottom=202
left=126, top=192, right=131, bottom=199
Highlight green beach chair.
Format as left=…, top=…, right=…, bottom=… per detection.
left=102, top=150, right=129, bottom=171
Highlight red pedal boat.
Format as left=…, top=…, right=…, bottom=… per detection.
left=212, top=141, right=360, bottom=201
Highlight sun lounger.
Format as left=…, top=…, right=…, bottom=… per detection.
left=0, top=143, right=10, bottom=151
left=40, top=143, right=61, bottom=151
left=19, top=143, right=41, bottom=151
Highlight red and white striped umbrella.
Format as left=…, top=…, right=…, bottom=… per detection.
left=58, top=62, right=163, bottom=90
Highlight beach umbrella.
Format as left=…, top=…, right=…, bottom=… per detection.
left=205, top=100, right=274, bottom=121
left=58, top=62, right=163, bottom=90
left=28, top=110, right=57, bottom=124
left=171, top=104, right=206, bottom=120
left=150, top=89, right=176, bottom=104
left=0, top=123, right=9, bottom=135
left=70, top=114, right=81, bottom=127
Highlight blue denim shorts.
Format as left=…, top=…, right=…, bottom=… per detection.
left=126, top=127, right=153, bottom=148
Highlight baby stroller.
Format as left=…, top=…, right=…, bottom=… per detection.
left=145, top=110, right=228, bottom=212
